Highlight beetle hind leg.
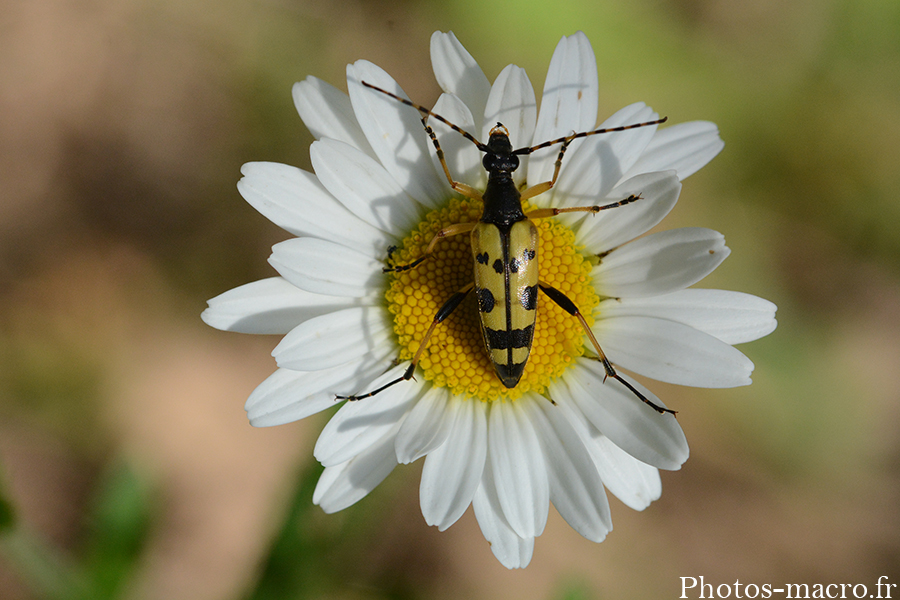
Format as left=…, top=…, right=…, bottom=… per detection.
left=538, top=282, right=676, bottom=416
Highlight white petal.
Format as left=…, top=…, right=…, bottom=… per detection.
left=597, top=315, right=755, bottom=387
left=598, top=289, right=778, bottom=345
left=625, top=121, right=724, bottom=181
left=428, top=93, right=485, bottom=190
left=313, top=364, right=420, bottom=467
left=527, top=32, right=599, bottom=187
left=202, top=277, right=356, bottom=334
left=394, top=387, right=455, bottom=464
left=245, top=362, right=385, bottom=427
left=574, top=170, right=681, bottom=253
left=557, top=397, right=663, bottom=510
left=347, top=61, right=446, bottom=208
left=430, top=31, right=491, bottom=132
left=487, top=399, right=549, bottom=539
left=595, top=103, right=660, bottom=182
left=272, top=306, right=392, bottom=371
left=586, top=431, right=662, bottom=511
left=245, top=368, right=333, bottom=426
left=313, top=425, right=399, bottom=513
left=483, top=65, right=536, bottom=186
left=555, top=360, right=688, bottom=470
left=594, top=228, right=730, bottom=298
left=311, top=138, right=423, bottom=235
left=419, top=398, right=487, bottom=530
left=292, top=77, right=375, bottom=157
left=269, top=237, right=383, bottom=298
left=237, top=162, right=385, bottom=254
left=527, top=399, right=611, bottom=542
left=472, top=460, right=534, bottom=569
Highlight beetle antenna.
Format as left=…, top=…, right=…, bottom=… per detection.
left=512, top=117, right=668, bottom=156
left=361, top=81, right=489, bottom=152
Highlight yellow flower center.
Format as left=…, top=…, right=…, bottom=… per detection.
left=385, top=197, right=599, bottom=401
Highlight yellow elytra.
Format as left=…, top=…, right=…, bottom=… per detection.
left=471, top=218, right=539, bottom=388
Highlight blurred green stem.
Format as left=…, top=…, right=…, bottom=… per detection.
left=1, top=527, right=90, bottom=600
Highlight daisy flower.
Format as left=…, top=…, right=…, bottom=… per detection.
left=202, top=31, right=777, bottom=568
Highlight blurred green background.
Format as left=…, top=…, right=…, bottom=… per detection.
left=1, top=0, right=898, bottom=598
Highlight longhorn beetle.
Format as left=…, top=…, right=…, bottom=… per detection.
left=337, top=81, right=675, bottom=415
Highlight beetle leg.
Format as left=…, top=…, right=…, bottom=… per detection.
left=538, top=282, right=676, bottom=416
left=383, top=221, right=477, bottom=272
left=525, top=194, right=643, bottom=220
left=336, top=283, right=474, bottom=401
left=519, top=136, right=575, bottom=201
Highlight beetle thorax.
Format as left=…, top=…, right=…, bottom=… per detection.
left=483, top=123, right=519, bottom=176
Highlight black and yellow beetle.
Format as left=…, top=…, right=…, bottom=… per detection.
left=338, top=82, right=674, bottom=415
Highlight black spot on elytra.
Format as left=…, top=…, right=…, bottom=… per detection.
left=484, top=324, right=534, bottom=349
left=476, top=251, right=489, bottom=265
left=509, top=258, right=520, bottom=273
left=523, top=248, right=536, bottom=261
left=521, top=285, right=537, bottom=310
left=492, top=258, right=504, bottom=274
left=476, top=287, right=495, bottom=313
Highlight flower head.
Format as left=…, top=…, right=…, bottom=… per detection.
left=202, top=31, right=777, bottom=568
